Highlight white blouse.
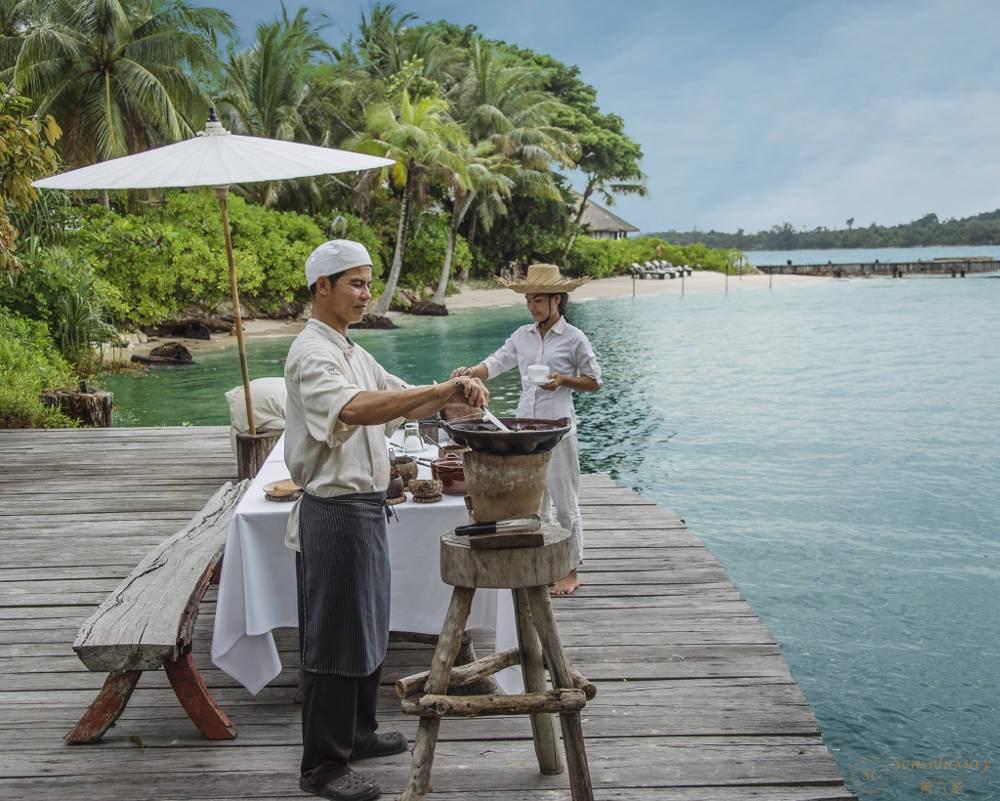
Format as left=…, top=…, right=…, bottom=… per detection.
left=482, top=317, right=602, bottom=430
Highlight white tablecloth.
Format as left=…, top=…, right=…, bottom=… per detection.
left=211, top=434, right=521, bottom=695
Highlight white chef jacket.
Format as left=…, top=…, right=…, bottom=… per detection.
left=481, top=316, right=602, bottom=430
left=283, top=319, right=406, bottom=549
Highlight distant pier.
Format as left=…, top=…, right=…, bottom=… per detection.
left=755, top=258, right=1000, bottom=278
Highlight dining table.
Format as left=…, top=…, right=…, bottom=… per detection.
left=210, top=432, right=522, bottom=695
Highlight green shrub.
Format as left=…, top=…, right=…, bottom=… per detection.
left=66, top=191, right=327, bottom=324
left=565, top=235, right=742, bottom=277
left=0, top=309, right=77, bottom=428
left=402, top=213, right=471, bottom=293
left=0, top=241, right=124, bottom=367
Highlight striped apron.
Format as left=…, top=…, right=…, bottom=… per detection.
left=296, top=491, right=391, bottom=677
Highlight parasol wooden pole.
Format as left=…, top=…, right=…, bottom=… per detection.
left=216, top=186, right=256, bottom=435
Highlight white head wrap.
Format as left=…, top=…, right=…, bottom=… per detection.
left=305, top=239, right=372, bottom=288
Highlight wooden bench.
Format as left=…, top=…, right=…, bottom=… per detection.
left=67, top=480, right=249, bottom=744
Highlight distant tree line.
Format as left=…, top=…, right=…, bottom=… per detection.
left=652, top=210, right=1000, bottom=251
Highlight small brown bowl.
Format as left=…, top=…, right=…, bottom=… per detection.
left=431, top=458, right=466, bottom=496
left=408, top=478, right=443, bottom=499
left=390, top=456, right=418, bottom=488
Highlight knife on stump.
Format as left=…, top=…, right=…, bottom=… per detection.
left=455, top=514, right=541, bottom=537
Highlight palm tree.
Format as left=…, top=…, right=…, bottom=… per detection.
left=0, top=0, right=36, bottom=74
left=348, top=89, right=465, bottom=317
left=218, top=5, right=332, bottom=207
left=356, top=2, right=416, bottom=80
left=430, top=141, right=514, bottom=305
left=355, top=4, right=462, bottom=100
left=449, top=38, right=575, bottom=277
left=10, top=0, right=231, bottom=171
left=451, top=38, right=576, bottom=170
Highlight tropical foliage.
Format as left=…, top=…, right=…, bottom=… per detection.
left=348, top=89, right=466, bottom=315
left=0, top=307, right=77, bottom=428
left=66, top=191, right=327, bottom=324
left=0, top=89, right=62, bottom=271
left=5, top=0, right=231, bottom=168
left=4, top=3, right=659, bottom=306
left=567, top=236, right=739, bottom=279
left=3, top=2, right=746, bottom=427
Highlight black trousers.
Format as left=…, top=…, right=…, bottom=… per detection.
left=300, top=663, right=383, bottom=785
left=296, top=550, right=383, bottom=785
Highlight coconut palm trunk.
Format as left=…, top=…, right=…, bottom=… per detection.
left=372, top=179, right=411, bottom=317
left=561, top=179, right=595, bottom=263
left=462, top=213, right=479, bottom=282
left=432, top=191, right=475, bottom=305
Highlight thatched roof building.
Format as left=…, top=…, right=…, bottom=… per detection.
left=574, top=192, right=639, bottom=240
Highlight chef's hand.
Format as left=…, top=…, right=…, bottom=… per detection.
left=453, top=376, right=489, bottom=407
left=451, top=366, right=475, bottom=378
left=540, top=373, right=566, bottom=392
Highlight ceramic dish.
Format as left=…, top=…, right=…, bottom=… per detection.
left=263, top=478, right=302, bottom=502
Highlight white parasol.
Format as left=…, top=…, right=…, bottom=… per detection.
left=33, top=110, right=393, bottom=434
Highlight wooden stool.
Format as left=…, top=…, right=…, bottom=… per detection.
left=397, top=525, right=595, bottom=801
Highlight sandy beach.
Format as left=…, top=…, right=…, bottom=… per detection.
left=129, top=270, right=824, bottom=356
left=447, top=270, right=821, bottom=310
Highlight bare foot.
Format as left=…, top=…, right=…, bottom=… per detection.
left=550, top=570, right=580, bottom=596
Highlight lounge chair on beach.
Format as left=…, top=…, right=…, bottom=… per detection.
left=654, top=261, right=676, bottom=278
left=643, top=261, right=667, bottom=279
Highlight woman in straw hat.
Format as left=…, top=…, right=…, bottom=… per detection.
left=451, top=263, right=602, bottom=595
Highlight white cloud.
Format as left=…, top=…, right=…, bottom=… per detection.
left=584, top=0, right=1000, bottom=232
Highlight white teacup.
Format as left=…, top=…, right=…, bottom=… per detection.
left=527, top=363, right=550, bottom=383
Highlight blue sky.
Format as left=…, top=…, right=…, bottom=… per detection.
left=206, top=0, right=1000, bottom=234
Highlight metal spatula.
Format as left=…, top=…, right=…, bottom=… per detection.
left=481, top=406, right=511, bottom=432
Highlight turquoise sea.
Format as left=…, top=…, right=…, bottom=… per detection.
left=105, top=272, right=1000, bottom=799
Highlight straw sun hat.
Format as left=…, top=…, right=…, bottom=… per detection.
left=498, top=263, right=590, bottom=294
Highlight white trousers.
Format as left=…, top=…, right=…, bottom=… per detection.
left=542, top=433, right=583, bottom=567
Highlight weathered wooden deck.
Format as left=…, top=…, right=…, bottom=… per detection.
left=0, top=427, right=856, bottom=801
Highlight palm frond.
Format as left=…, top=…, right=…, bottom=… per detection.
left=114, top=58, right=186, bottom=142
left=80, top=72, right=127, bottom=159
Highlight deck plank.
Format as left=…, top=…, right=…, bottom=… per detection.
left=0, top=426, right=855, bottom=801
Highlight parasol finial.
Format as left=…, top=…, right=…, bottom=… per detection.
left=198, top=106, right=230, bottom=137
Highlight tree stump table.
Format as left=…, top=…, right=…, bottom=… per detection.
left=397, top=524, right=595, bottom=801
left=235, top=428, right=282, bottom=480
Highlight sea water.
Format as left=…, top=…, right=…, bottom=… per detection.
left=105, top=274, right=1000, bottom=799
